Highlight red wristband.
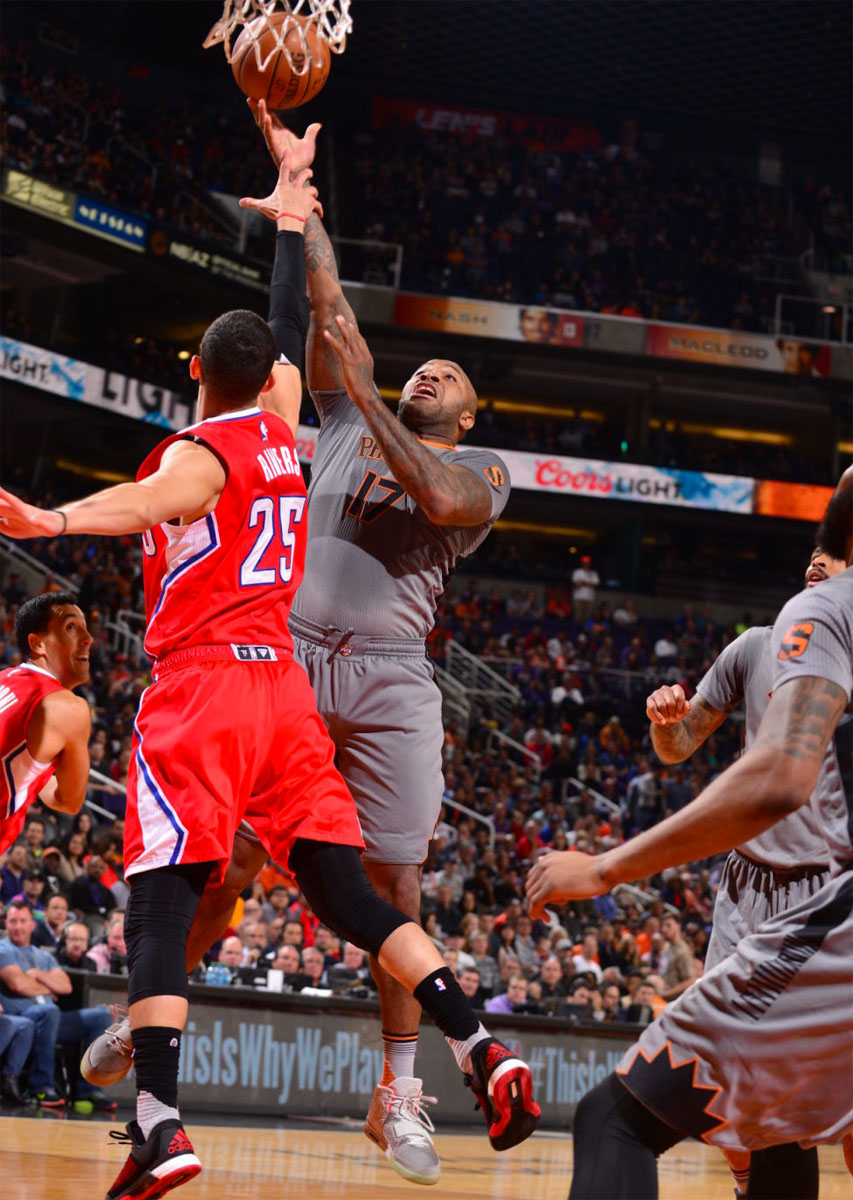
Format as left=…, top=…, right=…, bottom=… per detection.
left=275, top=212, right=307, bottom=223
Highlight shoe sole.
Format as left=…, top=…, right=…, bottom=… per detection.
left=363, top=1122, right=440, bottom=1186
left=107, top=1156, right=201, bottom=1200
left=486, top=1062, right=541, bottom=1151
left=38, top=1099, right=65, bottom=1109
left=81, top=1049, right=133, bottom=1088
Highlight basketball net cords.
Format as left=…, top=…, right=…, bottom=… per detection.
left=203, top=0, right=352, bottom=73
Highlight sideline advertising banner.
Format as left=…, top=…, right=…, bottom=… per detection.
left=0, top=334, right=193, bottom=430
left=88, top=979, right=634, bottom=1128
left=500, top=450, right=755, bottom=513
left=0, top=334, right=831, bottom=520
left=394, top=294, right=584, bottom=347
left=372, top=97, right=602, bottom=152
left=646, top=323, right=833, bottom=377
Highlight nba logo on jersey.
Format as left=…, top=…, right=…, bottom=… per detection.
left=435, top=978, right=446, bottom=992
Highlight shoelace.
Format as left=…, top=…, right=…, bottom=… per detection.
left=108, top=1129, right=134, bottom=1147
left=388, top=1089, right=438, bottom=1136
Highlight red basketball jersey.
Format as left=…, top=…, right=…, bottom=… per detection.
left=138, top=406, right=307, bottom=661
left=0, top=663, right=65, bottom=853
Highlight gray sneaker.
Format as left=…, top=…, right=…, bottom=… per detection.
left=81, top=1008, right=133, bottom=1087
left=363, top=1076, right=440, bottom=1186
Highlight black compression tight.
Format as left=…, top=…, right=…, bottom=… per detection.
left=568, top=1074, right=683, bottom=1200
left=125, top=861, right=213, bottom=1004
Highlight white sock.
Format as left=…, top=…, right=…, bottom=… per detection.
left=137, top=1089, right=180, bottom=1140
left=445, top=1022, right=490, bottom=1074
left=381, top=1033, right=418, bottom=1084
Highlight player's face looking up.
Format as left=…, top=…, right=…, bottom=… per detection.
left=805, top=546, right=846, bottom=588
left=28, top=603, right=92, bottom=688
left=398, top=359, right=477, bottom=444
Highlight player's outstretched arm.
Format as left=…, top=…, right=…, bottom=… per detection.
left=527, top=673, right=847, bottom=914
left=324, top=315, right=493, bottom=526
left=647, top=685, right=730, bottom=762
left=240, top=146, right=320, bottom=433
left=247, top=99, right=347, bottom=394
left=0, top=441, right=225, bottom=538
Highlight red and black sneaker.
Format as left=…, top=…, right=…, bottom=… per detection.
left=106, top=1118, right=201, bottom=1199
left=465, top=1038, right=541, bottom=1151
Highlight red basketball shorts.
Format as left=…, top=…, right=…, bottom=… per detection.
left=124, top=654, right=363, bottom=884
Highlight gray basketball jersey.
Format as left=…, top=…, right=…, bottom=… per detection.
left=292, top=389, right=510, bottom=639
left=697, top=626, right=830, bottom=867
left=770, top=567, right=853, bottom=873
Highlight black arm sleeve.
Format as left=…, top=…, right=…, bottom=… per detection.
left=268, top=230, right=309, bottom=374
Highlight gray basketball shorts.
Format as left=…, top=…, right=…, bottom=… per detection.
left=705, top=850, right=832, bottom=971
left=617, top=869, right=853, bottom=1153
left=291, top=618, right=444, bottom=865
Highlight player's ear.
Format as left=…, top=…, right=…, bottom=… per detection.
left=459, top=409, right=475, bottom=434
left=259, top=372, right=276, bottom=395
left=189, top=355, right=202, bottom=381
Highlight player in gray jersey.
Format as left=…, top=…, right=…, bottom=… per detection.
left=527, top=467, right=853, bottom=1199
left=239, top=104, right=511, bottom=1186
left=644, top=544, right=846, bottom=1196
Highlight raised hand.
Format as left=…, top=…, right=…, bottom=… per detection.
left=646, top=683, right=690, bottom=725
left=322, top=314, right=376, bottom=398
left=248, top=98, right=321, bottom=173
left=0, top=486, right=63, bottom=539
left=239, top=148, right=321, bottom=223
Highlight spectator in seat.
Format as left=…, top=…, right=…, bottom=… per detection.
left=536, top=956, right=568, bottom=1004
left=10, top=868, right=48, bottom=921
left=0, top=902, right=112, bottom=1109
left=458, top=966, right=487, bottom=1009
left=600, top=981, right=627, bottom=1022
left=485, top=972, right=529, bottom=1014
left=31, top=894, right=70, bottom=950
left=22, top=817, right=47, bottom=868
left=54, top=921, right=100, bottom=1007
left=218, top=937, right=245, bottom=970
left=300, top=947, right=328, bottom=989
left=86, top=910, right=127, bottom=975
left=468, top=931, right=500, bottom=996
left=660, top=912, right=696, bottom=1001
left=0, top=844, right=29, bottom=904
left=68, top=855, right=116, bottom=929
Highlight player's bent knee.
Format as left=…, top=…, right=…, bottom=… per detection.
left=290, top=839, right=411, bottom=958
left=126, top=862, right=213, bottom=1004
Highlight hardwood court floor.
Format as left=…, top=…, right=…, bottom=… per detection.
left=1, top=1114, right=849, bottom=1199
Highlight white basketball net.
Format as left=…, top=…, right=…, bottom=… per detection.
left=203, top=0, right=352, bottom=73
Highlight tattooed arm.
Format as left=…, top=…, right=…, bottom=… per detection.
left=527, top=675, right=846, bottom=909
left=302, top=211, right=358, bottom=393
left=647, top=688, right=734, bottom=762
left=322, top=314, right=493, bottom=526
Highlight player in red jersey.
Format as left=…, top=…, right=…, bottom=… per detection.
left=0, top=155, right=538, bottom=1199
left=1, top=593, right=92, bottom=854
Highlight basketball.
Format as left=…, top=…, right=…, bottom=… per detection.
left=231, top=12, right=331, bottom=109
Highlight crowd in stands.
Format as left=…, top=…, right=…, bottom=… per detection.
left=1, top=521, right=761, bottom=1108
left=349, top=115, right=851, bottom=329
left=2, top=40, right=850, bottom=336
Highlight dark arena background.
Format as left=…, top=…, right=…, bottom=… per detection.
left=0, top=2, right=851, bottom=1198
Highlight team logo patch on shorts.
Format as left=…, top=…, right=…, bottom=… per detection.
left=230, top=644, right=278, bottom=661
left=777, top=621, right=814, bottom=660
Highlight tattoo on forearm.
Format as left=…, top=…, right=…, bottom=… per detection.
left=651, top=695, right=731, bottom=761
left=354, top=385, right=490, bottom=524
left=754, top=677, right=846, bottom=764
left=304, top=214, right=341, bottom=283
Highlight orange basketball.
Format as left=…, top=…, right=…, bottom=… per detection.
left=231, top=12, right=331, bottom=109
